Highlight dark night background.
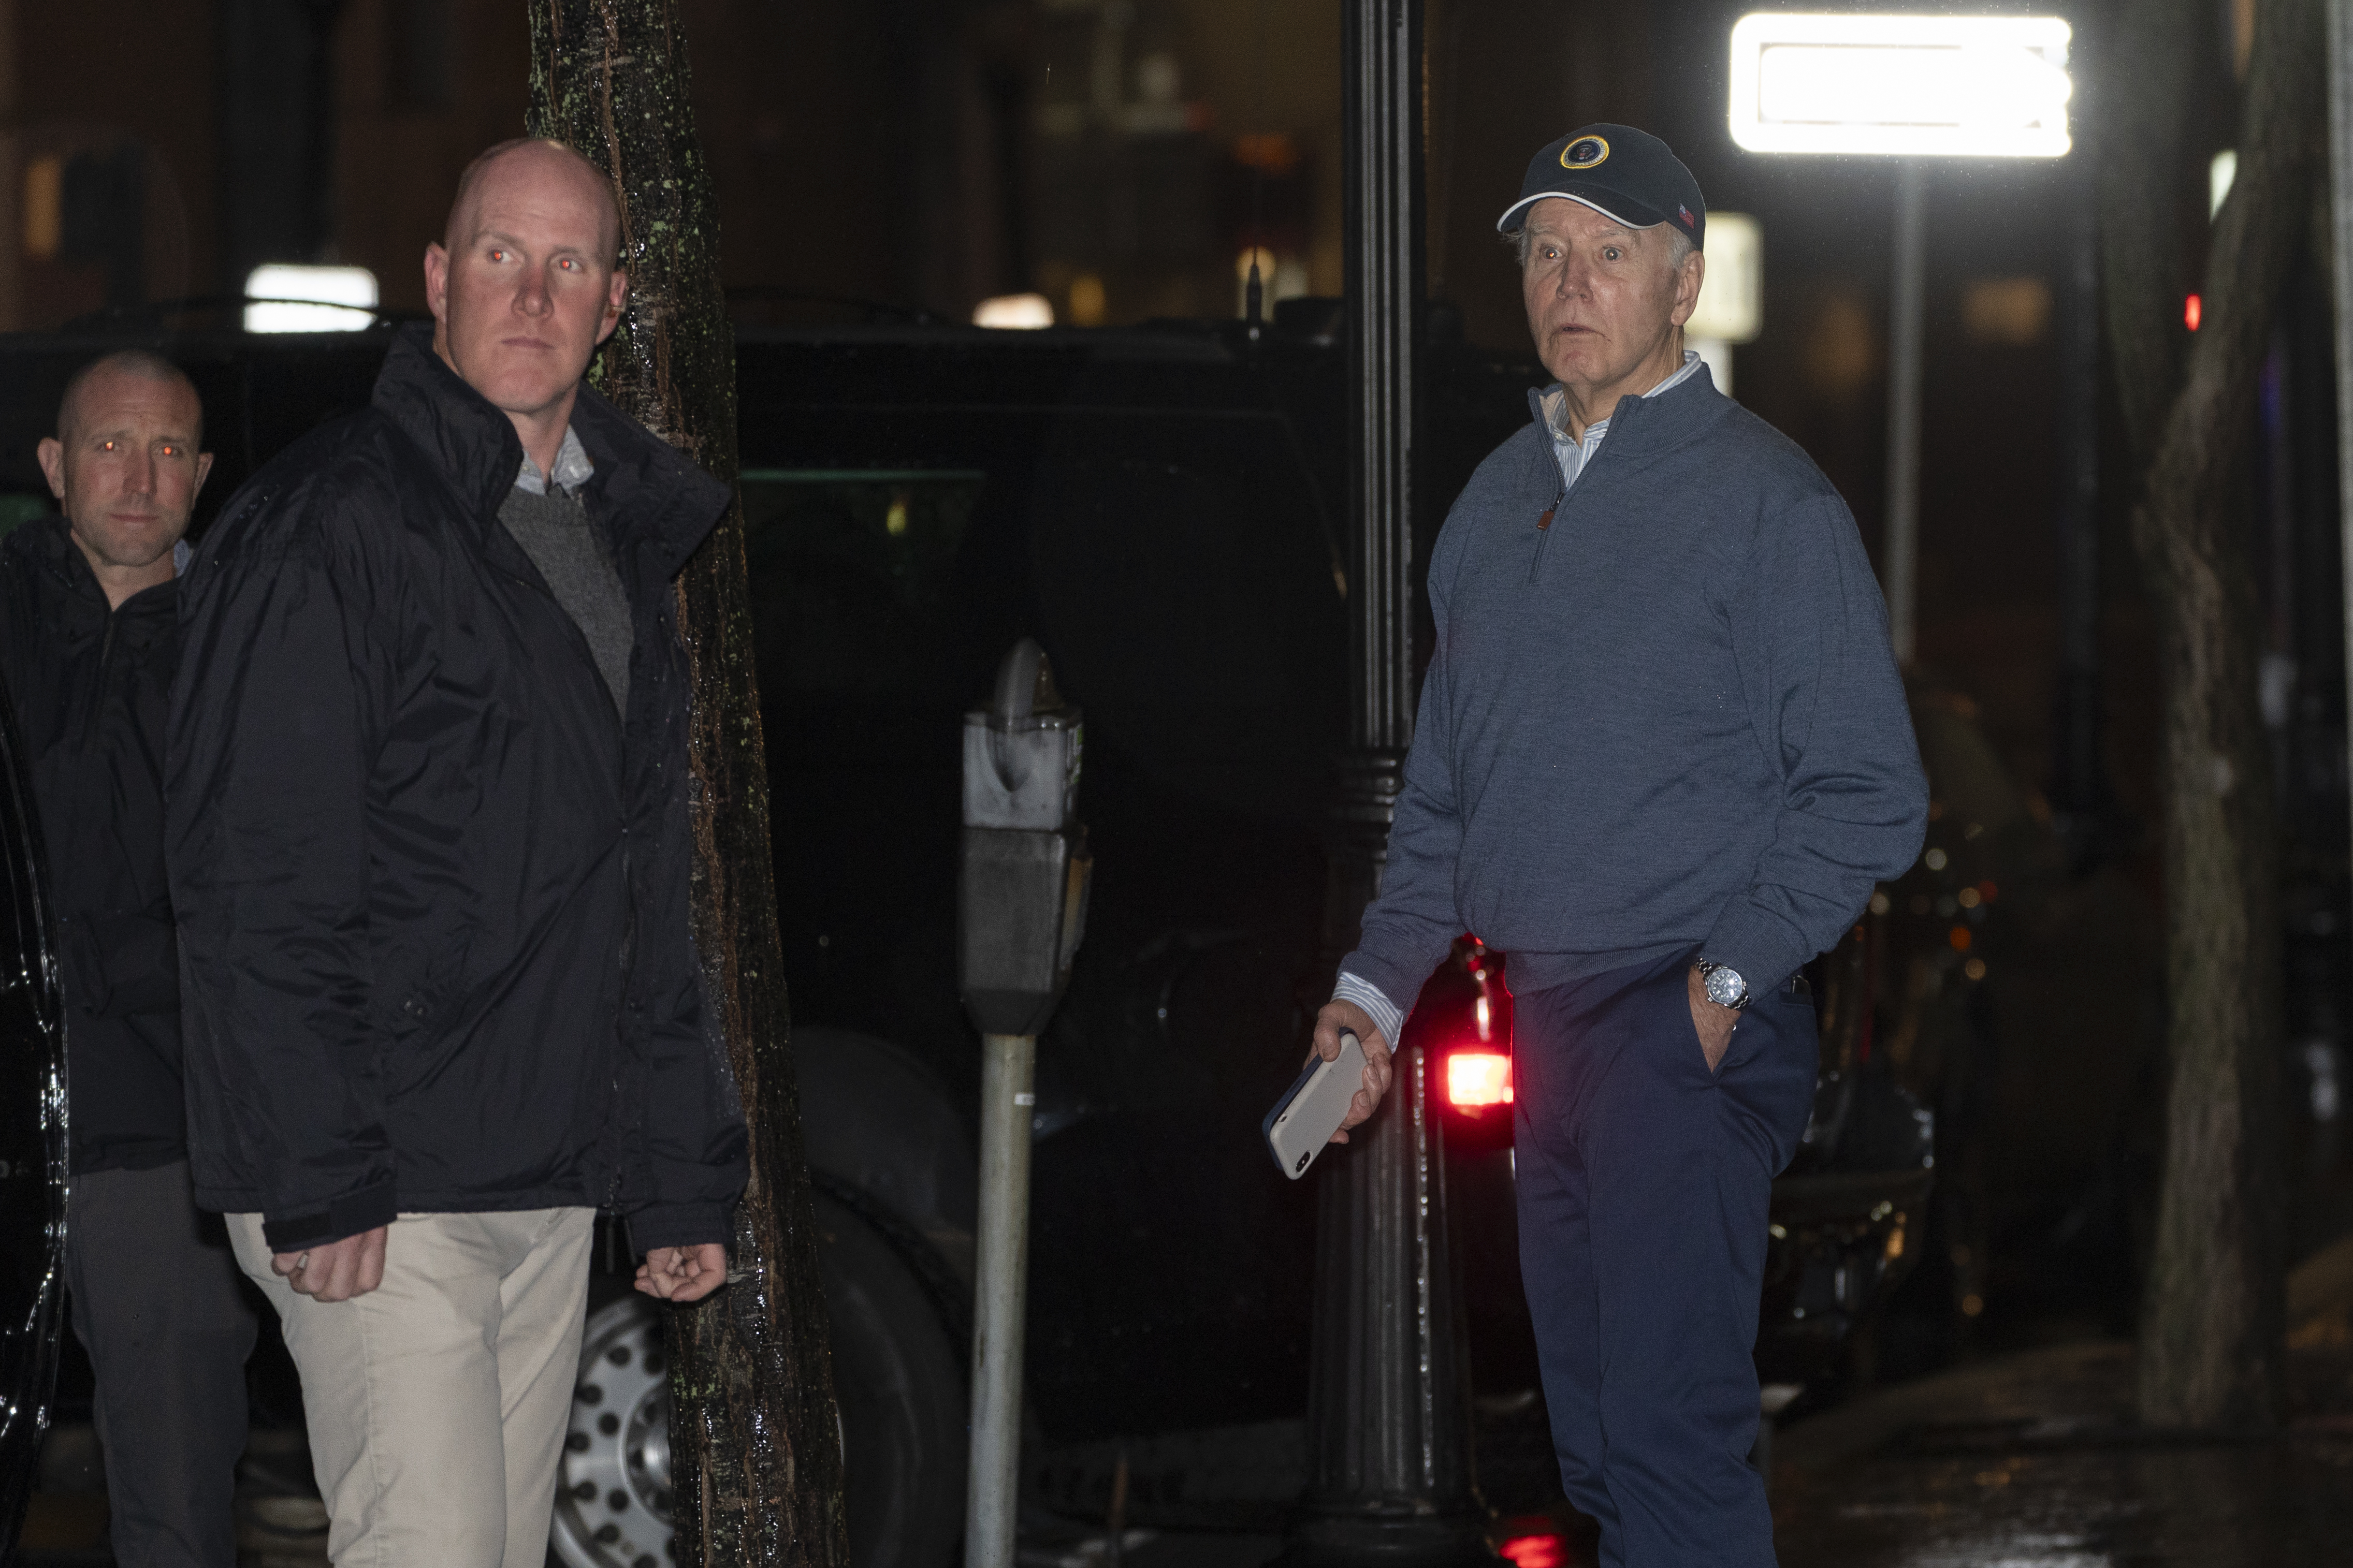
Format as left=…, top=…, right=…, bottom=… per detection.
left=5, top=0, right=2349, bottom=1491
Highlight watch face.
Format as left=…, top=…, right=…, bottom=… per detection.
left=1706, top=966, right=1746, bottom=1008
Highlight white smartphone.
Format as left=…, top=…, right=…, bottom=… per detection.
left=1263, top=1031, right=1368, bottom=1180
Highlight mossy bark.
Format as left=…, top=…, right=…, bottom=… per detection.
left=527, top=4, right=850, bottom=1559
left=2098, top=0, right=2320, bottom=1430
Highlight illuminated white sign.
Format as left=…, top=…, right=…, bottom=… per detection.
left=1687, top=213, right=1762, bottom=344
left=1729, top=13, right=2072, bottom=159
left=243, top=265, right=379, bottom=333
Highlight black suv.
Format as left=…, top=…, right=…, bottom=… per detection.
left=0, top=314, right=1939, bottom=1568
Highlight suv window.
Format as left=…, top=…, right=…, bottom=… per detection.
left=742, top=470, right=987, bottom=705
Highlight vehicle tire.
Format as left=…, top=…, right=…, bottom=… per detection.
left=549, top=1192, right=967, bottom=1568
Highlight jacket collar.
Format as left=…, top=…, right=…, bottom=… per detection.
left=1524, top=358, right=1724, bottom=462
left=563, top=375, right=732, bottom=581
left=6, top=512, right=177, bottom=621
left=371, top=323, right=728, bottom=581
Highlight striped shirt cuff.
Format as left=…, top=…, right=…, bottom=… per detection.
left=1332, top=971, right=1405, bottom=1051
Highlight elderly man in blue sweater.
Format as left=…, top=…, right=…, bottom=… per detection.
left=1311, top=125, right=1927, bottom=1566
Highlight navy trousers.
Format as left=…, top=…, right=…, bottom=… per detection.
left=1513, top=949, right=1818, bottom=1568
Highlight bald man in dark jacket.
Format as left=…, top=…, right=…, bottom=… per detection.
left=169, top=140, right=746, bottom=1565
left=0, top=350, right=256, bottom=1568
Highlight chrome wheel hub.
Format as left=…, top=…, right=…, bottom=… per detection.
left=550, top=1297, right=676, bottom=1568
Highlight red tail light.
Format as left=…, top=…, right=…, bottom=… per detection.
left=1446, top=1050, right=1513, bottom=1108
left=1498, top=1532, right=1568, bottom=1568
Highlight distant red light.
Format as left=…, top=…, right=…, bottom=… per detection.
left=1499, top=1533, right=1568, bottom=1568
left=1447, top=1050, right=1513, bottom=1108
left=2185, top=293, right=2202, bottom=331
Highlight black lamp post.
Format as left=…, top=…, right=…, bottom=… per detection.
left=1285, top=1, right=1492, bottom=1561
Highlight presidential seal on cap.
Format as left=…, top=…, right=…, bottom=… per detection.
left=1497, top=123, right=1706, bottom=248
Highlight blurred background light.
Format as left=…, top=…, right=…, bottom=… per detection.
left=1686, top=213, right=1762, bottom=345
left=1067, top=273, right=1108, bottom=328
left=1961, top=277, right=2054, bottom=346
left=2210, top=149, right=2239, bottom=219
left=1233, top=245, right=1311, bottom=318
left=1687, top=212, right=1763, bottom=396
left=972, top=292, right=1054, bottom=329
left=243, top=263, right=378, bottom=332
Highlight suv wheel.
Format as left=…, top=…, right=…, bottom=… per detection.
left=550, top=1192, right=966, bottom=1568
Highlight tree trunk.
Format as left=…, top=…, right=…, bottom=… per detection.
left=527, top=6, right=851, bottom=1560
left=2098, top=0, right=2321, bottom=1430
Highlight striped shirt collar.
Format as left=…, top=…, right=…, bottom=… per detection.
left=1542, top=348, right=1705, bottom=495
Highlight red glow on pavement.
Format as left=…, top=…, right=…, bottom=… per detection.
left=1447, top=1050, right=1513, bottom=1108
left=1498, top=1533, right=1568, bottom=1568
left=2185, top=293, right=2202, bottom=331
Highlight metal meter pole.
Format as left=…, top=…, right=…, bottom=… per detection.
left=1286, top=0, right=1488, bottom=1560
left=1884, top=158, right=1927, bottom=667
left=967, top=1030, right=1035, bottom=1568
left=958, top=641, right=1090, bottom=1568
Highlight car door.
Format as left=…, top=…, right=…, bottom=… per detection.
left=0, top=678, right=68, bottom=1558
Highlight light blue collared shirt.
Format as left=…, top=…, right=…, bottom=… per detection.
left=514, top=425, right=594, bottom=497
left=1542, top=348, right=1706, bottom=497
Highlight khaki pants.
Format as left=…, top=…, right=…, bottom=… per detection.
left=229, top=1207, right=595, bottom=1568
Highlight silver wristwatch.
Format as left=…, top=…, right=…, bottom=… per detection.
left=1696, top=960, right=1751, bottom=1011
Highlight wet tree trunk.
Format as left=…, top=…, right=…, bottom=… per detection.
left=2098, top=0, right=2320, bottom=1430
left=527, top=5, right=851, bottom=1560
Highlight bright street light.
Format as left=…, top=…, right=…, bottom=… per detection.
left=1727, top=12, right=2073, bottom=665
left=1730, top=12, right=2072, bottom=158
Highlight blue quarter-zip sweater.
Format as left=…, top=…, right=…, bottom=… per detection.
left=1338, top=364, right=1926, bottom=1022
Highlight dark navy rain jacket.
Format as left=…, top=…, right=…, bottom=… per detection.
left=167, top=324, right=748, bottom=1255
left=0, top=515, right=186, bottom=1175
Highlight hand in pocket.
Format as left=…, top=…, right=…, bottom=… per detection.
left=1686, top=964, right=1736, bottom=1073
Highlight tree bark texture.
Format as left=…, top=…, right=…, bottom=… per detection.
left=527, top=5, right=851, bottom=1560
left=2097, top=0, right=2321, bottom=1430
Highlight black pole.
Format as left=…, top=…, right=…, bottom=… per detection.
left=300, top=1, right=349, bottom=264
left=216, top=0, right=348, bottom=288
left=2053, top=134, right=2106, bottom=857
left=1286, top=2, right=1488, bottom=1561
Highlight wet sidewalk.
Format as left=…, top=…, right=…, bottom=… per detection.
left=20, top=1271, right=2353, bottom=1568
left=1770, top=1339, right=2353, bottom=1566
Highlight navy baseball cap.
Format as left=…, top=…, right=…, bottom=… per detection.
left=1497, top=124, right=1706, bottom=248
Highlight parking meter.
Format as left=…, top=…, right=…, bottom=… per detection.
left=958, top=639, right=1088, bottom=1568
left=958, top=639, right=1090, bottom=1034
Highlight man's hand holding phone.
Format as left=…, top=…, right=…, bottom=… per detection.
left=1310, top=999, right=1393, bottom=1143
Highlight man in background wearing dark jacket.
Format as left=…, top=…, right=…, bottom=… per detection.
left=169, top=139, right=747, bottom=1566
left=2, top=350, right=255, bottom=1567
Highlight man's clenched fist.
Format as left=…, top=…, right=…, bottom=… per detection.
left=272, top=1225, right=388, bottom=1303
